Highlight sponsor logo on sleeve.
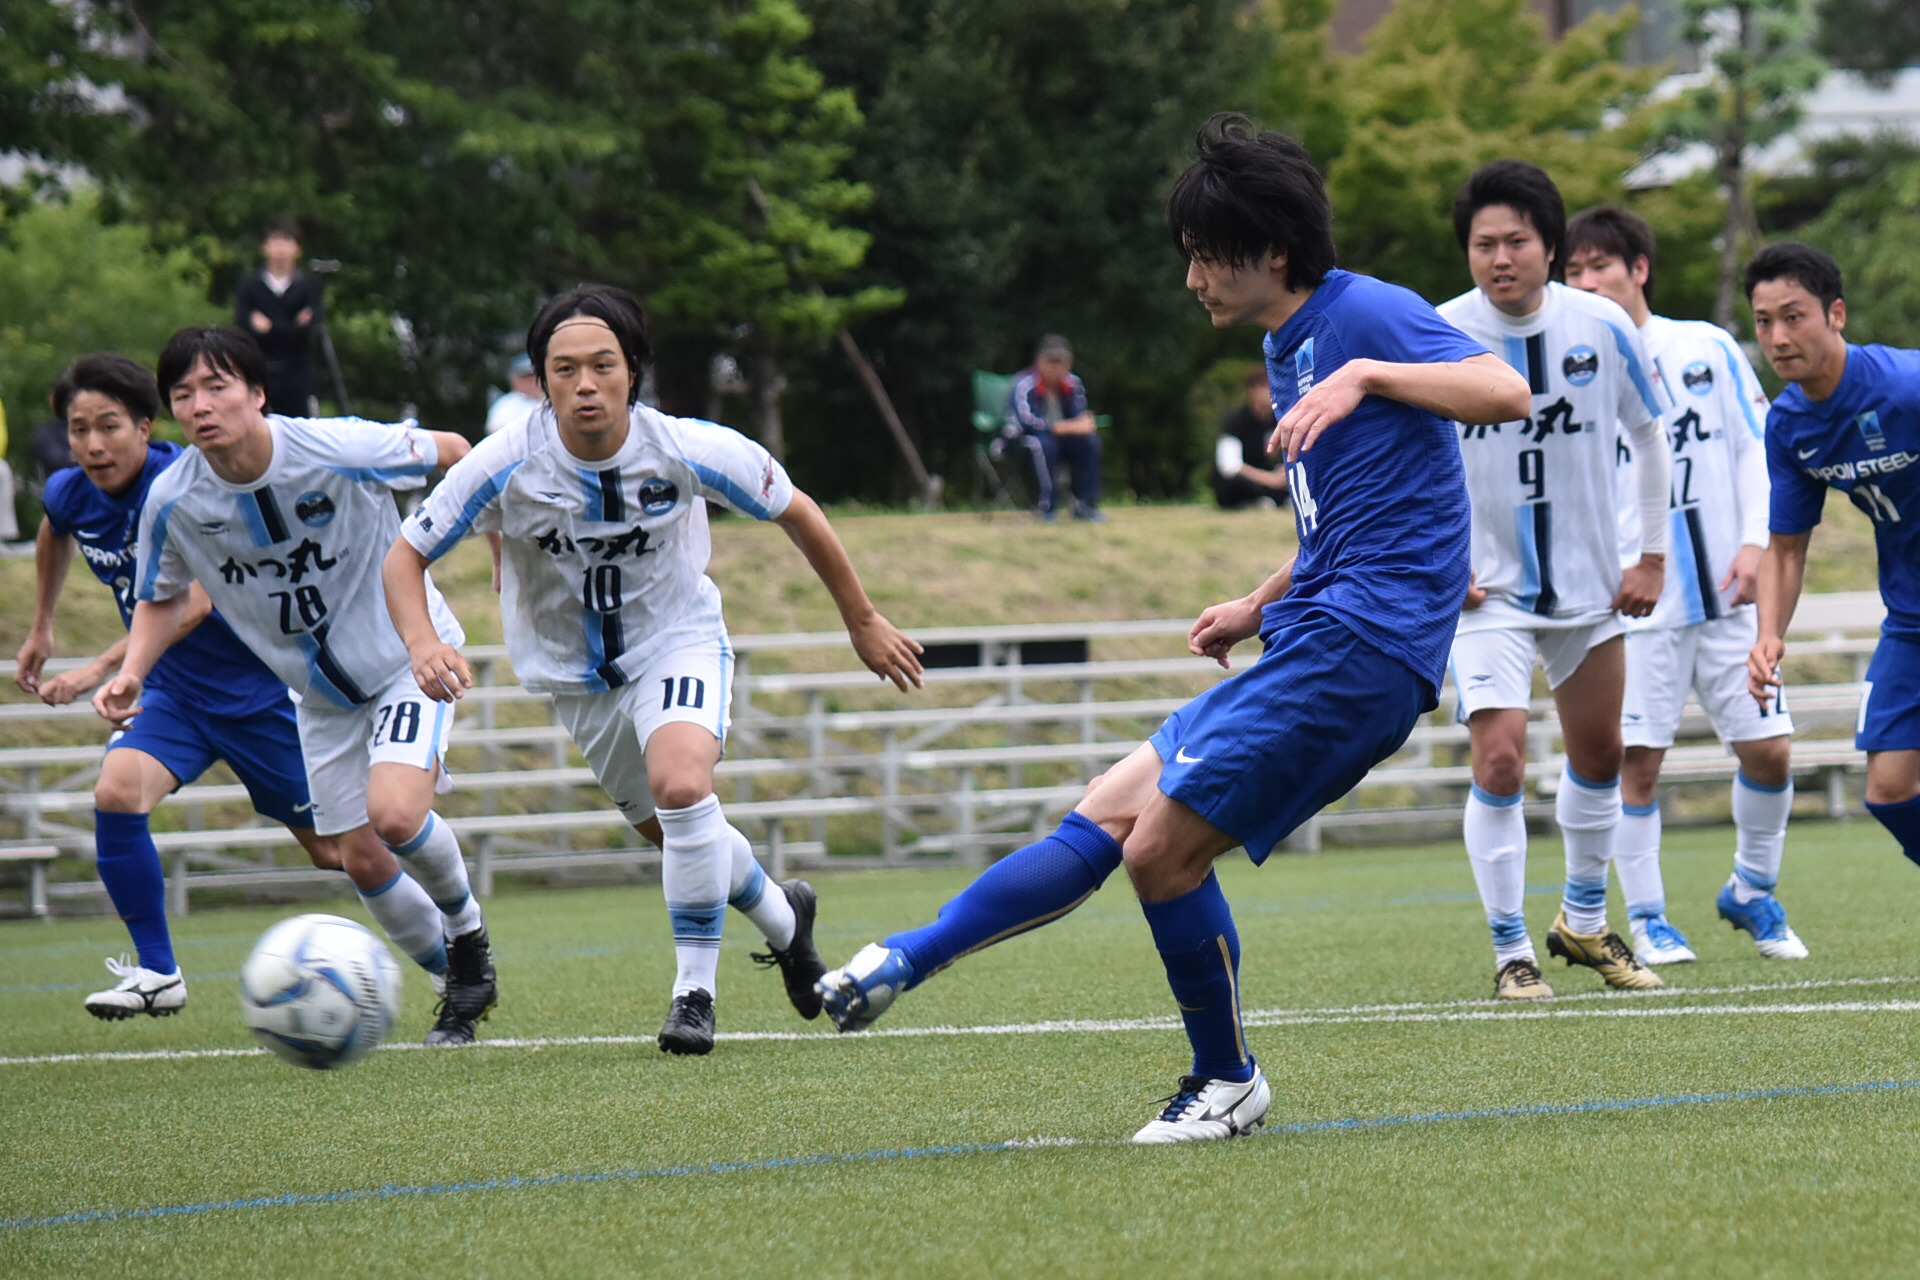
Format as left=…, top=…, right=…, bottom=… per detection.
left=294, top=490, right=336, bottom=527
left=1682, top=361, right=1714, bottom=395
left=1562, top=346, right=1599, bottom=386
left=759, top=458, right=776, bottom=500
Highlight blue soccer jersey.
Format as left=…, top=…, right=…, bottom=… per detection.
left=1767, top=344, right=1920, bottom=642
left=1263, top=270, right=1486, bottom=698
left=42, top=442, right=291, bottom=717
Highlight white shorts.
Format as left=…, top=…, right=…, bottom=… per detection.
left=1451, top=616, right=1625, bottom=721
left=1623, top=613, right=1793, bottom=750
left=549, top=638, right=733, bottom=824
left=297, top=670, right=456, bottom=837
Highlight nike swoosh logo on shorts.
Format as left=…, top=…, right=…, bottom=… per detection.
left=1175, top=747, right=1205, bottom=764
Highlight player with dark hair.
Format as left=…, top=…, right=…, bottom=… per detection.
left=15, top=352, right=333, bottom=1020
left=1745, top=243, right=1920, bottom=895
left=95, top=325, right=501, bottom=1046
left=384, top=284, right=924, bottom=1054
left=815, top=114, right=1531, bottom=1143
left=1566, top=207, right=1803, bottom=962
left=1439, top=162, right=1672, bottom=999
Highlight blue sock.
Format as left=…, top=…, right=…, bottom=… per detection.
left=1140, top=872, right=1254, bottom=1084
left=93, top=809, right=175, bottom=974
left=886, top=812, right=1122, bottom=987
left=1866, top=794, right=1920, bottom=870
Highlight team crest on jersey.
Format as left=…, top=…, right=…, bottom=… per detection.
left=295, top=490, right=336, bottom=527
left=639, top=476, right=679, bottom=516
left=1561, top=346, right=1599, bottom=386
left=1857, top=410, right=1888, bottom=453
left=1682, top=361, right=1714, bottom=395
left=1294, top=338, right=1316, bottom=395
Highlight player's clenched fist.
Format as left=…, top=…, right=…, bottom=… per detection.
left=409, top=640, right=473, bottom=703
left=1613, top=555, right=1665, bottom=618
left=92, top=672, right=143, bottom=729
left=1747, top=636, right=1786, bottom=708
left=850, top=614, right=925, bottom=692
left=1189, top=597, right=1261, bottom=669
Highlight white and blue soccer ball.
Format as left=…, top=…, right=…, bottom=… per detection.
left=239, top=914, right=402, bottom=1070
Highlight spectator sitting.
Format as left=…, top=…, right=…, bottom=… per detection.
left=1010, top=334, right=1103, bottom=521
left=485, top=352, right=543, bottom=436
left=1213, top=366, right=1290, bottom=510
left=233, top=220, right=324, bottom=416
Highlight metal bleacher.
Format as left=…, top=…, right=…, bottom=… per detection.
left=0, top=592, right=1888, bottom=915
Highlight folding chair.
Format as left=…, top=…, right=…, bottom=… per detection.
left=970, top=370, right=1031, bottom=512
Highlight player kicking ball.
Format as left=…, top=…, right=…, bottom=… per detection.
left=1745, top=245, right=1920, bottom=910
left=95, top=327, right=501, bottom=1046
left=1439, top=162, right=1672, bottom=998
left=1565, top=207, right=1805, bottom=962
left=16, top=353, right=337, bottom=1020
left=384, top=284, right=923, bottom=1055
left=815, top=115, right=1531, bottom=1142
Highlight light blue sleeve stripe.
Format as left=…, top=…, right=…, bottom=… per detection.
left=679, top=456, right=773, bottom=521
left=424, top=459, right=523, bottom=560
left=321, top=463, right=437, bottom=484
left=1604, top=321, right=1663, bottom=419
left=1720, top=339, right=1765, bottom=439
left=136, top=498, right=183, bottom=602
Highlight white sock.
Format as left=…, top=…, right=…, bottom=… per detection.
left=387, top=813, right=483, bottom=938
left=358, top=867, right=448, bottom=974
left=727, top=826, right=796, bottom=949
left=659, top=795, right=731, bottom=998
left=1732, top=772, right=1793, bottom=902
left=1466, top=786, right=1532, bottom=965
left=1558, top=766, right=1619, bottom=936
left=1612, top=801, right=1666, bottom=921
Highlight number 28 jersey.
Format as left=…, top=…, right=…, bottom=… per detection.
left=1768, top=343, right=1920, bottom=641
left=399, top=403, right=794, bottom=695
left=1437, top=283, right=1667, bottom=631
left=137, top=416, right=464, bottom=711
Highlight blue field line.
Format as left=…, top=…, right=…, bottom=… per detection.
left=6, top=1078, right=1916, bottom=1232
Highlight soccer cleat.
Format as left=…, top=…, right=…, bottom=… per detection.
left=815, top=942, right=916, bottom=1033
left=1130, top=1069, right=1272, bottom=1145
left=84, top=956, right=187, bottom=1020
left=1544, top=910, right=1664, bottom=989
left=749, top=879, right=827, bottom=1020
left=1716, top=884, right=1810, bottom=959
left=424, top=926, right=497, bottom=1047
left=1493, top=955, right=1553, bottom=1000
left=1629, top=914, right=1697, bottom=965
left=658, top=989, right=716, bottom=1055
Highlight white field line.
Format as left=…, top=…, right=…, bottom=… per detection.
left=4, top=974, right=1919, bottom=1068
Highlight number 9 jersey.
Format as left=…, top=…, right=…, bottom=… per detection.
left=136, top=416, right=464, bottom=710
left=399, top=402, right=793, bottom=695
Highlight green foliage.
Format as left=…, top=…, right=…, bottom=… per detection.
left=0, top=193, right=220, bottom=462
left=1815, top=0, right=1920, bottom=80
left=1781, top=137, right=1920, bottom=348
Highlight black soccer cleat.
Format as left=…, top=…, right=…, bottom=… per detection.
left=750, top=879, right=827, bottom=1020
left=658, top=988, right=716, bottom=1055
left=424, top=926, right=498, bottom=1047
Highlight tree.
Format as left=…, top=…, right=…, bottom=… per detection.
left=1814, top=0, right=1920, bottom=81
left=1663, top=0, right=1825, bottom=329
left=1772, top=135, right=1920, bottom=348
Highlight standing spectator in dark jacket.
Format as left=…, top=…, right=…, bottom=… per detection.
left=1213, top=365, right=1290, bottom=510
left=233, top=222, right=324, bottom=416
left=1010, top=334, right=1103, bottom=521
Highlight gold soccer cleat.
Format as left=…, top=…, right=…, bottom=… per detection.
left=1544, top=910, right=1663, bottom=990
left=1494, top=956, right=1554, bottom=1000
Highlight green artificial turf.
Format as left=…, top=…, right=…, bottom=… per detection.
left=4, top=820, right=1919, bottom=1279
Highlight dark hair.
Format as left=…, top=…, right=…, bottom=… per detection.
left=526, top=284, right=652, bottom=405
left=1567, top=204, right=1658, bottom=305
left=53, top=353, right=161, bottom=424
left=1743, top=241, right=1844, bottom=311
left=263, top=220, right=301, bottom=243
left=1453, top=160, right=1567, bottom=276
left=1166, top=113, right=1336, bottom=290
left=156, top=326, right=270, bottom=404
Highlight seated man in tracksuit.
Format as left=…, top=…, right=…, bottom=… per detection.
left=1009, top=334, right=1103, bottom=521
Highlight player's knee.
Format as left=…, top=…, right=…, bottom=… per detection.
left=650, top=776, right=713, bottom=813
left=92, top=773, right=148, bottom=814
left=1737, top=737, right=1792, bottom=788
left=367, top=802, right=429, bottom=850
left=1475, top=748, right=1527, bottom=796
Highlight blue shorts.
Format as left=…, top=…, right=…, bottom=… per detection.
left=110, top=683, right=314, bottom=828
left=1858, top=634, right=1920, bottom=753
left=1150, top=610, right=1428, bottom=863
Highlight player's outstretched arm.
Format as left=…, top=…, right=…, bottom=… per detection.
left=94, top=593, right=194, bottom=727
left=773, top=491, right=924, bottom=692
left=1189, top=559, right=1295, bottom=668
left=382, top=538, right=472, bottom=702
left=1749, top=532, right=1811, bottom=705
left=426, top=430, right=473, bottom=469
left=1271, top=353, right=1530, bottom=461
left=15, top=518, right=74, bottom=696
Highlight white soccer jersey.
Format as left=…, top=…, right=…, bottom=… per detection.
left=1438, top=283, right=1671, bottom=633
left=1615, top=315, right=1773, bottom=632
left=399, top=402, right=794, bottom=695
left=137, top=416, right=463, bottom=710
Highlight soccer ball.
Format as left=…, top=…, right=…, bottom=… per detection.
left=239, top=914, right=402, bottom=1070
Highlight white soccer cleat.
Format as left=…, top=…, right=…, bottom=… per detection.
left=1716, top=884, right=1811, bottom=959
left=1130, top=1069, right=1271, bottom=1145
left=1629, top=915, right=1697, bottom=965
left=84, top=956, right=188, bottom=1020
left=814, top=943, right=914, bottom=1033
